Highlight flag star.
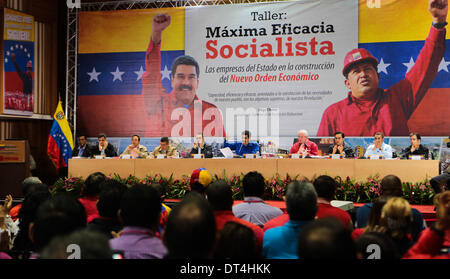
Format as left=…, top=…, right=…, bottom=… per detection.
left=403, top=57, right=415, bottom=74
left=438, top=57, right=450, bottom=73
left=15, top=44, right=18, bottom=48
left=5, top=58, right=8, bottom=63
left=111, top=66, right=125, bottom=82
left=134, top=66, right=145, bottom=81
left=377, top=58, right=391, bottom=75
left=20, top=45, right=23, bottom=49
left=24, top=48, right=27, bottom=52
left=6, top=51, right=10, bottom=56
left=10, top=46, right=13, bottom=51
left=161, top=65, right=171, bottom=81
left=87, top=67, right=101, bottom=82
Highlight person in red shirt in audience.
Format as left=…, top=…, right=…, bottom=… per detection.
left=313, top=175, right=353, bottom=229
left=404, top=191, right=450, bottom=259
left=206, top=181, right=264, bottom=257
left=289, top=130, right=318, bottom=156
left=78, top=172, right=106, bottom=224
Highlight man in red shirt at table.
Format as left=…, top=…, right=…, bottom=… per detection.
left=142, top=13, right=224, bottom=137
left=317, top=0, right=447, bottom=136
left=289, top=129, right=318, bottom=156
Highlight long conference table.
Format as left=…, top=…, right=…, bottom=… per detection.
left=68, top=158, right=438, bottom=183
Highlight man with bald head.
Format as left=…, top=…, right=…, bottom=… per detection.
left=289, top=130, right=318, bottom=156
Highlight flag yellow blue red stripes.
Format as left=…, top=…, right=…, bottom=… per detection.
left=47, top=101, right=74, bottom=169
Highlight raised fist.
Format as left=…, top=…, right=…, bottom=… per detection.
left=152, top=14, right=171, bottom=33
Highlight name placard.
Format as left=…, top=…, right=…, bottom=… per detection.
left=369, top=155, right=382, bottom=160
left=244, top=154, right=255, bottom=159
left=157, top=154, right=166, bottom=159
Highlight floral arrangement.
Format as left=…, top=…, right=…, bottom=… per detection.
left=51, top=173, right=436, bottom=205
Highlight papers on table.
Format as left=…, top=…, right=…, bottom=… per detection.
left=219, top=147, right=234, bottom=159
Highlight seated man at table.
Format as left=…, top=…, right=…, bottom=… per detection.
left=72, top=135, right=93, bottom=158
left=91, top=134, right=118, bottom=157
left=223, top=130, right=259, bottom=157
left=364, top=132, right=393, bottom=159
left=289, top=129, right=318, bottom=156
left=355, top=174, right=426, bottom=242
left=401, top=133, right=429, bottom=160
left=328, top=131, right=355, bottom=158
left=121, top=135, right=149, bottom=159
left=190, top=133, right=213, bottom=158
left=150, top=137, right=179, bottom=158
left=232, top=171, right=283, bottom=228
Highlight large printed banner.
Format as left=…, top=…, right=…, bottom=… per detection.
left=2, top=8, right=34, bottom=116
left=77, top=0, right=450, bottom=141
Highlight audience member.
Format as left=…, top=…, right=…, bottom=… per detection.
left=10, top=189, right=51, bottom=259
left=223, top=130, right=259, bottom=157
left=190, top=168, right=212, bottom=196
left=214, top=221, right=258, bottom=259
left=206, top=181, right=264, bottom=256
left=9, top=177, right=44, bottom=221
left=109, top=184, right=167, bottom=259
left=430, top=167, right=450, bottom=194
left=298, top=217, right=356, bottom=259
left=263, top=181, right=317, bottom=259
left=190, top=133, right=213, bottom=158
left=120, top=134, right=149, bottom=159
left=380, top=197, right=414, bottom=256
left=364, top=132, right=393, bottom=159
left=355, top=232, right=399, bottom=259
left=233, top=172, right=283, bottom=228
left=163, top=193, right=216, bottom=259
left=31, top=193, right=87, bottom=258
left=289, top=129, right=318, bottom=156
left=78, top=172, right=106, bottom=224
left=150, top=137, right=179, bottom=158
left=87, top=180, right=127, bottom=238
left=356, top=174, right=426, bottom=241
left=41, top=229, right=112, bottom=259
left=404, top=191, right=450, bottom=259
left=401, top=132, right=429, bottom=159
left=328, top=131, right=355, bottom=158
left=0, top=195, right=17, bottom=253
left=72, top=135, right=93, bottom=158
left=91, top=134, right=118, bottom=157
left=148, top=183, right=171, bottom=234
left=313, top=175, right=353, bottom=229
left=352, top=196, right=389, bottom=240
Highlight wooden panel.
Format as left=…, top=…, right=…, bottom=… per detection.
left=68, top=158, right=135, bottom=178
left=353, top=159, right=438, bottom=183
left=277, top=158, right=356, bottom=180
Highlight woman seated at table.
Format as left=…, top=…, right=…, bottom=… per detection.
left=189, top=133, right=213, bottom=158
left=401, top=133, right=429, bottom=160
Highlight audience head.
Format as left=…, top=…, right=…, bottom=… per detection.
left=434, top=191, right=450, bottom=230
left=163, top=193, right=216, bottom=259
left=190, top=168, right=212, bottom=195
left=313, top=175, right=338, bottom=201
left=41, top=229, right=112, bottom=259
left=32, top=193, right=87, bottom=253
left=285, top=181, right=317, bottom=221
left=298, top=218, right=356, bottom=259
left=149, top=183, right=167, bottom=200
left=380, top=197, right=413, bottom=240
left=355, top=232, right=399, bottom=259
left=22, top=177, right=44, bottom=196
left=119, top=184, right=161, bottom=230
left=380, top=175, right=403, bottom=197
left=242, top=171, right=265, bottom=198
left=206, top=180, right=234, bottom=211
left=97, top=180, right=128, bottom=219
left=366, top=196, right=390, bottom=232
left=83, top=172, right=106, bottom=196
left=214, top=221, right=258, bottom=259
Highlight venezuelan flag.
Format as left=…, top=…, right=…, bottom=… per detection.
left=77, top=8, right=185, bottom=136
left=47, top=101, right=74, bottom=169
left=358, top=0, right=450, bottom=136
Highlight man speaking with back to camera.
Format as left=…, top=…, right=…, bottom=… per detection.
left=317, top=0, right=447, bottom=136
